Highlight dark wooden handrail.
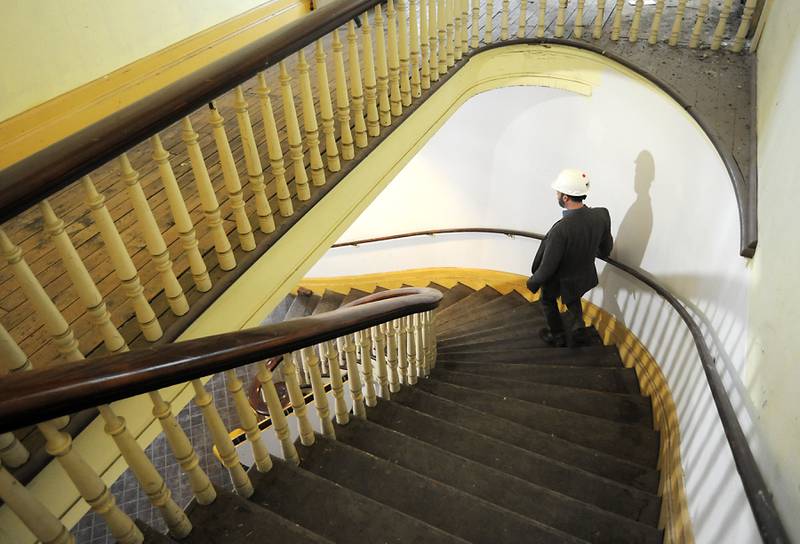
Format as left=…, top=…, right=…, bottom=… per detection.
left=0, top=287, right=440, bottom=432
left=0, top=0, right=384, bottom=225
left=332, top=228, right=789, bottom=544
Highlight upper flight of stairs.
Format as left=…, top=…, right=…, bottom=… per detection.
left=142, top=282, right=663, bottom=544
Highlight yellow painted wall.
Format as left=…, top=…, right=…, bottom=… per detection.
left=0, top=0, right=307, bottom=122
left=750, top=0, right=800, bottom=539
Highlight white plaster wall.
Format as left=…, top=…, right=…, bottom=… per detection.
left=307, top=77, right=764, bottom=541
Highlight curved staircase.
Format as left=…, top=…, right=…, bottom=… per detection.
left=147, top=282, right=664, bottom=544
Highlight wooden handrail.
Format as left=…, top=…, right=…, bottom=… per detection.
left=0, top=0, right=384, bottom=225
left=0, top=287, right=440, bottom=432
left=332, top=227, right=789, bottom=544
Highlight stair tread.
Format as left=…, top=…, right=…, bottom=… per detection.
left=438, top=315, right=547, bottom=343
left=426, top=281, right=450, bottom=294
left=436, top=346, right=623, bottom=367
left=436, top=334, right=603, bottom=352
left=285, top=292, right=321, bottom=320
left=365, top=399, right=660, bottom=524
left=262, top=294, right=296, bottom=325
left=250, top=457, right=468, bottom=543
left=339, top=287, right=372, bottom=306
left=299, top=434, right=586, bottom=544
left=183, top=490, right=331, bottom=544
left=433, top=286, right=503, bottom=323
left=430, top=369, right=653, bottom=427
left=437, top=362, right=640, bottom=394
left=414, top=379, right=660, bottom=466
left=436, top=289, right=529, bottom=328
left=311, top=289, right=346, bottom=314
left=334, top=418, right=661, bottom=544
left=434, top=283, right=475, bottom=312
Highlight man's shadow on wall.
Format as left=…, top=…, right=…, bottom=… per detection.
left=598, top=150, right=655, bottom=323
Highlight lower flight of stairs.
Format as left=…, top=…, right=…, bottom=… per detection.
left=141, top=282, right=663, bottom=544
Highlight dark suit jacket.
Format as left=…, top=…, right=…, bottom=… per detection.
left=529, top=206, right=613, bottom=300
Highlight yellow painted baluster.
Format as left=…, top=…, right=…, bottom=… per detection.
left=711, top=0, right=733, bottom=50
left=0, top=433, right=28, bottom=468
left=484, top=0, right=494, bottom=42
left=331, top=31, right=355, bottom=161
left=426, top=311, right=437, bottom=368
left=282, top=353, right=315, bottom=445
left=371, top=325, right=390, bottom=398
left=148, top=391, right=216, bottom=505
left=322, top=339, right=349, bottom=424
left=387, top=0, right=404, bottom=116
left=347, top=21, right=369, bottom=148
left=97, top=405, right=192, bottom=538
left=150, top=135, right=212, bottom=292
left=445, top=0, right=456, bottom=66
left=385, top=322, right=401, bottom=393
left=375, top=5, right=393, bottom=126
left=500, top=0, right=510, bottom=40
left=339, top=335, right=367, bottom=418
left=394, top=318, right=408, bottom=385
left=472, top=0, right=480, bottom=47
left=629, top=0, right=643, bottom=42
left=461, top=0, right=469, bottom=52
left=398, top=0, right=413, bottom=105
left=361, top=11, right=381, bottom=136
left=118, top=156, right=189, bottom=316
left=413, top=313, right=427, bottom=377
left=429, top=0, right=440, bottom=82
left=356, top=329, right=377, bottom=407
left=314, top=40, right=342, bottom=172
left=234, top=86, right=277, bottom=234
left=574, top=0, right=585, bottom=38
left=279, top=61, right=312, bottom=201
left=555, top=0, right=567, bottom=37
left=208, top=104, right=256, bottom=250
left=611, top=0, right=625, bottom=40
left=536, top=0, right=547, bottom=37
left=191, top=379, right=254, bottom=497
left=690, top=0, right=710, bottom=48
left=255, top=74, right=294, bottom=216
left=593, top=0, right=606, bottom=39
left=438, top=0, right=449, bottom=73
left=732, top=0, right=757, bottom=53
left=225, top=369, right=272, bottom=472
left=0, top=460, right=73, bottom=544
left=420, top=0, right=431, bottom=89
left=454, top=0, right=464, bottom=58
left=256, top=362, right=300, bottom=463
left=669, top=0, right=688, bottom=46
left=301, top=346, right=335, bottom=438
left=648, top=0, right=665, bottom=44
left=405, top=315, right=418, bottom=385
left=297, top=52, right=326, bottom=187
left=517, top=0, right=528, bottom=38
left=410, top=0, right=423, bottom=96
left=39, top=200, right=129, bottom=354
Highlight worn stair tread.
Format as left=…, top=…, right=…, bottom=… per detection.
left=434, top=282, right=475, bottom=312
left=335, top=418, right=661, bottom=544
left=250, top=457, right=468, bottom=544
left=432, top=286, right=503, bottom=323
left=438, top=315, right=546, bottom=344
left=436, top=345, right=623, bottom=367
left=311, top=289, right=346, bottom=315
left=414, top=379, right=660, bottom=466
left=435, top=294, right=535, bottom=334
left=390, top=387, right=660, bottom=493
left=431, top=369, right=653, bottom=427
left=438, top=361, right=640, bottom=394
left=426, top=281, right=450, bottom=294
left=182, top=490, right=331, bottom=544
left=436, top=333, right=603, bottom=352
left=365, top=399, right=660, bottom=524
left=298, top=435, right=587, bottom=544
left=137, top=520, right=176, bottom=544
left=262, top=293, right=296, bottom=325
left=285, top=292, right=321, bottom=320
left=339, top=287, right=372, bottom=306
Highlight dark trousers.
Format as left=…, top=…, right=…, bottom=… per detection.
left=535, top=279, right=585, bottom=335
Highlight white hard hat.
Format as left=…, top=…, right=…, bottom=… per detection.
left=551, top=169, right=590, bottom=196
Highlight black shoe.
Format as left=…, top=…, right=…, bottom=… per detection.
left=539, top=327, right=566, bottom=348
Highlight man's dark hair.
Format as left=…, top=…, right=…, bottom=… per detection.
left=566, top=194, right=587, bottom=203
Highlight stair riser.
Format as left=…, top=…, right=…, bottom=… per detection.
left=434, top=292, right=529, bottom=330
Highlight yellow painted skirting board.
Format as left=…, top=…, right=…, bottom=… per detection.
left=298, top=267, right=694, bottom=544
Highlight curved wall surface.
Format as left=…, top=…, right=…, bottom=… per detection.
left=307, top=77, right=764, bottom=541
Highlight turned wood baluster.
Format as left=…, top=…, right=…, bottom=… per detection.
left=472, top=0, right=480, bottom=46
left=97, top=405, right=192, bottom=538
left=148, top=391, right=216, bottom=504
left=282, top=353, right=316, bottom=445
left=256, top=362, right=300, bottom=463
left=426, top=311, right=437, bottom=368
left=454, top=0, right=464, bottom=58
left=437, top=0, right=448, bottom=74
left=361, top=12, right=381, bottom=136
left=375, top=5, right=393, bottom=126
left=356, top=329, right=378, bottom=407
left=517, top=0, right=528, bottom=38
left=301, top=346, right=336, bottom=438
left=82, top=175, right=163, bottom=341
left=461, top=0, right=469, bottom=52
left=420, top=0, right=431, bottom=89
left=234, top=86, right=277, bottom=233
left=690, top=0, right=711, bottom=48
left=669, top=0, right=688, bottom=46
left=536, top=0, right=547, bottom=37
left=387, top=0, right=404, bottom=116
left=648, top=0, right=665, bottom=44
left=37, top=421, right=142, bottom=543
left=555, top=0, right=567, bottom=37
left=629, top=0, right=644, bottom=42
left=314, top=40, right=342, bottom=172
left=255, top=74, right=294, bottom=216
left=0, top=433, right=28, bottom=468
left=485, top=0, right=495, bottom=42
left=225, top=369, right=272, bottom=472
left=410, top=0, right=423, bottom=96
left=339, top=335, right=367, bottom=418
left=191, top=379, right=254, bottom=497
left=323, top=340, right=349, bottom=424
left=429, top=0, right=440, bottom=82
left=611, top=0, right=625, bottom=40
left=0, top=228, right=82, bottom=366
left=385, top=322, right=401, bottom=393
left=732, top=0, right=757, bottom=52
left=445, top=0, right=456, bottom=66
left=711, top=0, right=733, bottom=50
left=371, top=325, right=391, bottom=398
left=592, top=0, right=606, bottom=39
left=39, top=200, right=128, bottom=354
left=331, top=31, right=356, bottom=161
left=150, top=135, right=212, bottom=292
left=208, top=103, right=257, bottom=250
left=398, top=0, right=413, bottom=105
left=574, top=0, right=585, bottom=38
left=280, top=60, right=313, bottom=200
left=405, top=315, right=418, bottom=385
left=500, top=0, right=510, bottom=40
left=347, top=21, right=369, bottom=148
left=296, top=52, right=326, bottom=188
left=0, top=460, right=73, bottom=544
left=117, top=155, right=189, bottom=315
left=413, top=313, right=428, bottom=377
left=394, top=318, right=408, bottom=385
